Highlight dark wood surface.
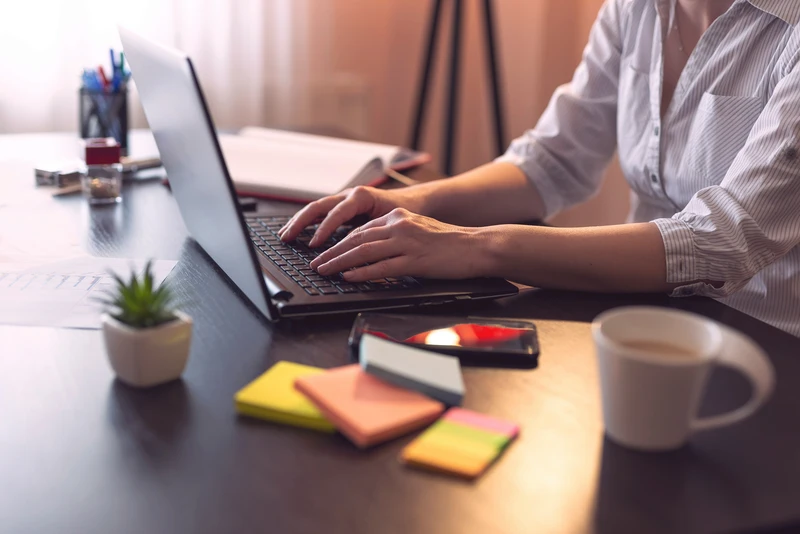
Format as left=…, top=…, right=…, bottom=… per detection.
left=1, top=132, right=799, bottom=534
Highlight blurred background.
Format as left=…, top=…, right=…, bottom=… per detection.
left=0, top=0, right=628, bottom=226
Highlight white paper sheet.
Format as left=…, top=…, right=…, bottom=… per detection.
left=0, top=256, right=177, bottom=329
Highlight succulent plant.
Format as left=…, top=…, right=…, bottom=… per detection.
left=101, top=261, right=177, bottom=329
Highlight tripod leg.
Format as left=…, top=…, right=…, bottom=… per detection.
left=409, top=0, right=444, bottom=151
left=482, top=0, right=506, bottom=156
left=443, top=0, right=463, bottom=176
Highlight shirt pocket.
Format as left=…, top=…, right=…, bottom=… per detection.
left=683, top=92, right=764, bottom=185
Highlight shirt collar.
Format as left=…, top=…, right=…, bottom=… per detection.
left=745, top=0, right=800, bottom=25
left=658, top=1, right=800, bottom=26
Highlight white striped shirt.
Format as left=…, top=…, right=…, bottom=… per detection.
left=498, top=0, right=800, bottom=337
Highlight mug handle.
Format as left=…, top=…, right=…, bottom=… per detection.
left=691, top=325, right=775, bottom=432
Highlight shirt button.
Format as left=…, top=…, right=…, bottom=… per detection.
left=650, top=173, right=659, bottom=183
left=654, top=126, right=660, bottom=136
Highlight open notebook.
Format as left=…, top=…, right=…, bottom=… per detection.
left=217, top=127, right=430, bottom=203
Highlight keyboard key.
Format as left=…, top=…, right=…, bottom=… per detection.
left=304, top=287, right=320, bottom=296
left=318, top=286, right=339, bottom=295
left=355, top=283, right=377, bottom=292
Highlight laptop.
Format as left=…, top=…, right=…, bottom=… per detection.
left=120, top=28, right=518, bottom=321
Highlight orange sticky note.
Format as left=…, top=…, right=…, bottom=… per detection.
left=400, top=408, right=519, bottom=479
left=402, top=438, right=487, bottom=478
left=294, top=364, right=445, bottom=448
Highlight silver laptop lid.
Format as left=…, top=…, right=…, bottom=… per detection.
left=119, top=27, right=277, bottom=321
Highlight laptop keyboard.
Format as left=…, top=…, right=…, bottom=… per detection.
left=245, top=215, right=419, bottom=297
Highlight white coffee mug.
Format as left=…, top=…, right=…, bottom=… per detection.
left=592, top=306, right=775, bottom=451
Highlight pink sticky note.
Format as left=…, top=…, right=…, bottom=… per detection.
left=443, top=408, right=519, bottom=439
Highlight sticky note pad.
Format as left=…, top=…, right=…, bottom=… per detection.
left=359, top=334, right=465, bottom=406
left=294, top=364, right=445, bottom=448
left=235, top=361, right=335, bottom=432
left=400, top=408, right=519, bottom=479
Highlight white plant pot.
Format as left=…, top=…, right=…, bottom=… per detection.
left=102, top=311, right=193, bottom=388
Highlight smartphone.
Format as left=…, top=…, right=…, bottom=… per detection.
left=348, top=312, right=539, bottom=368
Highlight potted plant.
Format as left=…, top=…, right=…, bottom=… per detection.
left=100, top=261, right=192, bottom=388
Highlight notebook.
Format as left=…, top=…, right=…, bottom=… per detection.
left=218, top=127, right=430, bottom=202
left=234, top=361, right=336, bottom=432
left=359, top=334, right=465, bottom=406
left=294, top=364, right=445, bottom=448
left=400, top=408, right=519, bottom=479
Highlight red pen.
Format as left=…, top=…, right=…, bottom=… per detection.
left=97, top=65, right=109, bottom=90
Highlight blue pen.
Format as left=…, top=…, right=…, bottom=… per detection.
left=82, top=69, right=101, bottom=91
left=109, top=49, right=120, bottom=92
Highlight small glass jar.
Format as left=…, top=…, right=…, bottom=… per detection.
left=81, top=163, right=123, bottom=204
left=80, top=138, right=123, bottom=205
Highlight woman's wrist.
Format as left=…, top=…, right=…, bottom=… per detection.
left=470, top=226, right=506, bottom=278
left=399, top=180, right=446, bottom=219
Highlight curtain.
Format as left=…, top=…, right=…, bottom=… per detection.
left=0, top=0, right=319, bottom=134
left=0, top=0, right=626, bottom=225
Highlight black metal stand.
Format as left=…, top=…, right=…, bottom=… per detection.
left=409, top=0, right=506, bottom=176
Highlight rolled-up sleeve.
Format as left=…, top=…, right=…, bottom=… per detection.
left=653, top=52, right=800, bottom=298
left=496, top=0, right=623, bottom=219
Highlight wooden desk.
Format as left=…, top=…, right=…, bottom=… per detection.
left=1, top=132, right=798, bottom=534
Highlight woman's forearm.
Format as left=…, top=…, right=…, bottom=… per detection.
left=474, top=222, right=676, bottom=292
left=411, top=162, right=546, bottom=226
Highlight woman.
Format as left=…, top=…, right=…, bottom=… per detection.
left=280, top=0, right=800, bottom=337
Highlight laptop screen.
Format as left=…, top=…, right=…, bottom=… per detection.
left=120, top=27, right=276, bottom=320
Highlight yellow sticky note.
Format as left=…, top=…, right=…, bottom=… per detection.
left=235, top=361, right=335, bottom=432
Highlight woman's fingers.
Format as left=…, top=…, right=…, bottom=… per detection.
left=341, top=257, right=410, bottom=282
left=311, top=225, right=392, bottom=269
left=278, top=194, right=345, bottom=242
left=309, top=187, right=377, bottom=247
left=313, top=230, right=398, bottom=275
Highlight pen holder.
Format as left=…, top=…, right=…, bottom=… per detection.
left=79, top=88, right=129, bottom=155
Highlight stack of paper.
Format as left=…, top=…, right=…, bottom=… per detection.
left=0, top=256, right=176, bottom=330
left=235, top=361, right=335, bottom=432
left=400, top=408, right=520, bottom=479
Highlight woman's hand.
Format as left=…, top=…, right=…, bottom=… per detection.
left=309, top=208, right=490, bottom=282
left=278, top=186, right=424, bottom=247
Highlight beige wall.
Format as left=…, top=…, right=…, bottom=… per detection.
left=324, top=0, right=630, bottom=227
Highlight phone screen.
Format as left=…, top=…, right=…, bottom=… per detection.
left=403, top=323, right=532, bottom=350
left=351, top=313, right=539, bottom=368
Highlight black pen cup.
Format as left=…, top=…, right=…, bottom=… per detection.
left=79, top=88, right=129, bottom=155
